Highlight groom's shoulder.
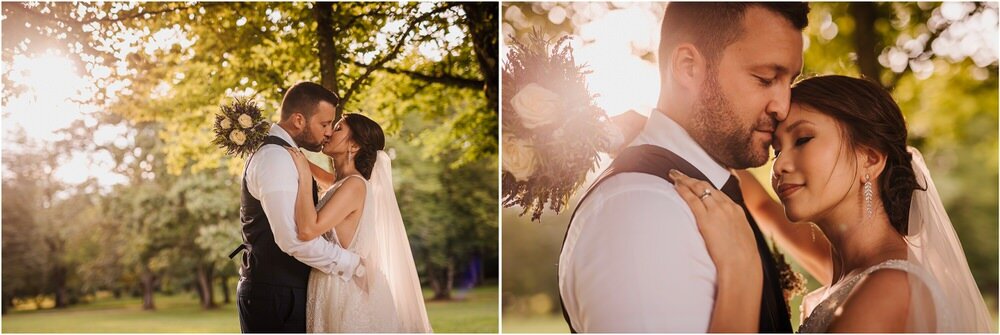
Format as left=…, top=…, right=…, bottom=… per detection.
left=246, top=144, right=294, bottom=171
left=572, top=172, right=695, bottom=232
left=579, top=172, right=684, bottom=210
left=590, top=171, right=677, bottom=195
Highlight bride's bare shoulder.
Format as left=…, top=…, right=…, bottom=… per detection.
left=828, top=268, right=929, bottom=332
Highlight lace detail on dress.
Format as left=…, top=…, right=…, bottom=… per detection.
left=798, top=259, right=924, bottom=332
left=305, top=175, right=405, bottom=332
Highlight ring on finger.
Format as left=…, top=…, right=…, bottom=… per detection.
left=699, top=188, right=712, bottom=200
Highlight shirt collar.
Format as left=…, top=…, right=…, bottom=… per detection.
left=631, top=109, right=732, bottom=189
left=269, top=123, right=299, bottom=149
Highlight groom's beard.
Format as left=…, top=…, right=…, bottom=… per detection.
left=294, top=126, right=325, bottom=152
left=690, top=73, right=771, bottom=169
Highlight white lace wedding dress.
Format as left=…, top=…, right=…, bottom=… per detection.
left=306, top=152, right=432, bottom=333
left=797, top=259, right=941, bottom=332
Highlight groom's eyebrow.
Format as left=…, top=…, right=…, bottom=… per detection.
left=751, top=63, right=786, bottom=74
left=752, top=63, right=799, bottom=79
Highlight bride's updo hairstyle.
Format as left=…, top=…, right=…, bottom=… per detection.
left=790, top=75, right=922, bottom=235
left=342, top=113, right=385, bottom=180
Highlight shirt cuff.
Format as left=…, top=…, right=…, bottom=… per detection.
left=336, top=252, right=362, bottom=282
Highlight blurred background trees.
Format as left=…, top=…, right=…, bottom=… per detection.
left=500, top=2, right=997, bottom=332
left=2, top=1, right=498, bottom=316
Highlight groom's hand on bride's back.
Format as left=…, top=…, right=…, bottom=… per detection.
left=354, top=258, right=369, bottom=294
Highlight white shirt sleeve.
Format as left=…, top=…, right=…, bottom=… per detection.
left=560, top=174, right=717, bottom=332
left=247, top=145, right=361, bottom=282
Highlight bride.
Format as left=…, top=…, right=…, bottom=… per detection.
left=669, top=75, right=992, bottom=332
left=284, top=113, right=432, bottom=332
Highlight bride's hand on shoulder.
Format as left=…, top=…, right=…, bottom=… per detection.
left=284, top=147, right=313, bottom=183
left=668, top=169, right=760, bottom=272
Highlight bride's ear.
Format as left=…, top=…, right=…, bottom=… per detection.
left=858, top=145, right=887, bottom=181
left=670, top=43, right=706, bottom=93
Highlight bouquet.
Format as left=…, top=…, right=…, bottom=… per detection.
left=770, top=237, right=807, bottom=311
left=501, top=30, right=621, bottom=221
left=213, top=97, right=271, bottom=157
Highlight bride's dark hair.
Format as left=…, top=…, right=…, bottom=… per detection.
left=790, top=75, right=922, bottom=235
left=342, top=113, right=385, bottom=180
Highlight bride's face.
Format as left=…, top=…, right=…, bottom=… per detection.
left=322, top=118, right=357, bottom=157
left=771, top=103, right=862, bottom=223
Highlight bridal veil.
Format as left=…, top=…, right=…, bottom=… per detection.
left=366, top=150, right=433, bottom=332
left=904, top=146, right=993, bottom=332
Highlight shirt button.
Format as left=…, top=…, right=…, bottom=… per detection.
left=338, top=271, right=344, bottom=276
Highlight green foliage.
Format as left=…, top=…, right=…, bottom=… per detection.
left=2, top=1, right=498, bottom=313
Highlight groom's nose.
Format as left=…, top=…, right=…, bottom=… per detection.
left=766, top=87, right=792, bottom=122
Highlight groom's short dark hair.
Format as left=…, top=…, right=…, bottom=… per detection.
left=279, top=81, right=341, bottom=121
left=658, top=3, right=810, bottom=67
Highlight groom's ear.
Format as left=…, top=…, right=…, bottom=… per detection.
left=670, top=43, right=707, bottom=92
left=292, top=113, right=306, bottom=131
left=858, top=145, right=887, bottom=180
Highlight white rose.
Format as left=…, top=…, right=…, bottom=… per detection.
left=220, top=118, right=232, bottom=129
left=511, top=83, right=562, bottom=129
left=238, top=114, right=253, bottom=128
left=229, top=129, right=247, bottom=146
left=502, top=134, right=538, bottom=182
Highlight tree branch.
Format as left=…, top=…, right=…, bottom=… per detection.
left=341, top=3, right=458, bottom=104
left=350, top=59, right=483, bottom=90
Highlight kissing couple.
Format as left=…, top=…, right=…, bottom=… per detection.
left=558, top=3, right=993, bottom=333
left=233, top=82, right=432, bottom=333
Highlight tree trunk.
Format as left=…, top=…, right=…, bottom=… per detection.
left=428, top=259, right=455, bottom=301
left=140, top=265, right=157, bottom=311
left=45, top=236, right=69, bottom=309
left=197, top=264, right=217, bottom=309
left=195, top=280, right=205, bottom=304
left=849, top=2, right=884, bottom=87
left=2, top=294, right=11, bottom=314
left=313, top=1, right=342, bottom=118
left=462, top=2, right=499, bottom=118
left=220, top=274, right=230, bottom=304
left=52, top=264, right=69, bottom=308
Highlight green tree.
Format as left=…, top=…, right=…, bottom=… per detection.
left=3, top=1, right=499, bottom=309
left=2, top=2, right=497, bottom=171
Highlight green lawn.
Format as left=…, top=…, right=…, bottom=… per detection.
left=2, top=285, right=498, bottom=333
left=502, top=315, right=569, bottom=333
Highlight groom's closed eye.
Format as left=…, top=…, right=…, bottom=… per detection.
left=753, top=75, right=776, bottom=87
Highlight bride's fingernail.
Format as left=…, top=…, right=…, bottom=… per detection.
left=668, top=169, right=678, bottom=177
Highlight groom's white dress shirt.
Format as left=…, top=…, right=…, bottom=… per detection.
left=245, top=123, right=361, bottom=282
left=559, top=110, right=733, bottom=332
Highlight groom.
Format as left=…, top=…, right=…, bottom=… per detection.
left=559, top=3, right=809, bottom=332
left=232, top=81, right=365, bottom=332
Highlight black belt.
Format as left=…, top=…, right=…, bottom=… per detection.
left=228, top=244, right=249, bottom=259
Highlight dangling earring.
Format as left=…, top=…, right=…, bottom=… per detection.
left=863, top=173, right=874, bottom=218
